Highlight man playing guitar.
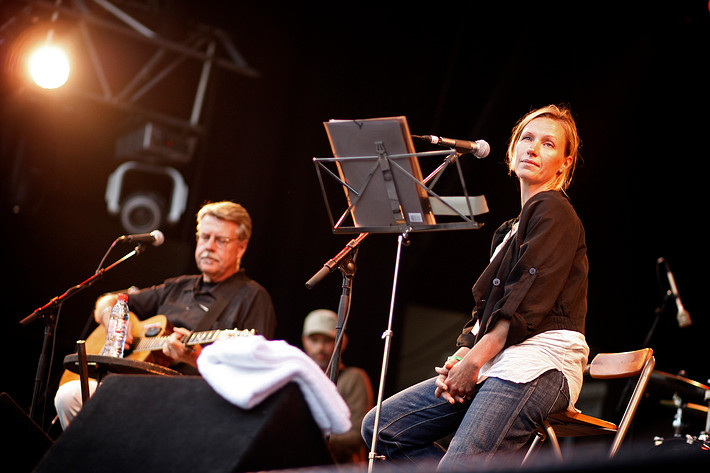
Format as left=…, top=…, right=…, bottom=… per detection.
left=54, top=201, right=276, bottom=430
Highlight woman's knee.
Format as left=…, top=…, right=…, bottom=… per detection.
left=361, top=406, right=376, bottom=445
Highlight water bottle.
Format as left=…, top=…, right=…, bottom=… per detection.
left=100, top=293, right=130, bottom=357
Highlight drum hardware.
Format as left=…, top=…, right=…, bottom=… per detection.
left=702, top=388, right=710, bottom=442
left=651, top=371, right=710, bottom=447
left=672, top=393, right=688, bottom=437
left=651, top=434, right=710, bottom=454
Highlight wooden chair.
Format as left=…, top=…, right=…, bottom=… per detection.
left=522, top=348, right=655, bottom=464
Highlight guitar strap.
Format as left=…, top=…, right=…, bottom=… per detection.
left=192, top=272, right=248, bottom=334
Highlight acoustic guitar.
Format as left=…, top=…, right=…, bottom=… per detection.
left=58, top=314, right=254, bottom=386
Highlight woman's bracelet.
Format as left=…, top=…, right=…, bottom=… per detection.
left=447, top=355, right=463, bottom=362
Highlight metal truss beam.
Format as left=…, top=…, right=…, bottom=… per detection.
left=11, top=0, right=258, bottom=132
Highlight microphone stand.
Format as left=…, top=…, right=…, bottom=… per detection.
left=305, top=232, right=368, bottom=291
left=327, top=249, right=357, bottom=384
left=614, top=278, right=672, bottom=415
left=19, top=243, right=149, bottom=425
left=306, top=233, right=361, bottom=385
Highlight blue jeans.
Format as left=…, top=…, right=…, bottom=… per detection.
left=362, top=369, right=569, bottom=471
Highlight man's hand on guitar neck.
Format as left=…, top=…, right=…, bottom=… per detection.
left=163, top=327, right=202, bottom=367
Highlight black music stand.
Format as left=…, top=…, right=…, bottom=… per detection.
left=316, top=116, right=487, bottom=234
left=309, top=116, right=487, bottom=472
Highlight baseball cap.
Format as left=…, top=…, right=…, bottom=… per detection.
left=302, top=309, right=337, bottom=338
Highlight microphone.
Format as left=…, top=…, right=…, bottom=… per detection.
left=118, top=230, right=165, bottom=247
left=414, top=135, right=490, bottom=158
left=658, top=257, right=692, bottom=328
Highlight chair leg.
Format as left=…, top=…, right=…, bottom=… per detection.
left=521, top=431, right=544, bottom=465
left=522, top=421, right=565, bottom=466
left=542, top=421, right=563, bottom=461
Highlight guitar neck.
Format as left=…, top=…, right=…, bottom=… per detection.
left=132, top=330, right=220, bottom=353
left=132, top=328, right=253, bottom=353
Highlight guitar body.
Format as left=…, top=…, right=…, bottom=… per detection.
left=58, top=314, right=173, bottom=387
left=58, top=315, right=253, bottom=387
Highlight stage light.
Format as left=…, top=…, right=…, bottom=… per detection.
left=119, top=192, right=165, bottom=234
left=105, top=161, right=189, bottom=234
left=27, top=44, right=70, bottom=89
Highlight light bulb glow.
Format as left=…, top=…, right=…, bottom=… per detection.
left=28, top=45, right=70, bottom=89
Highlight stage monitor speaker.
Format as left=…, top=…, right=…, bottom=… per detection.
left=0, top=392, right=54, bottom=472
left=35, top=375, right=334, bottom=473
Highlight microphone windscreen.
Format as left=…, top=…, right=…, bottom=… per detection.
left=475, top=140, right=490, bottom=158
left=150, top=230, right=165, bottom=246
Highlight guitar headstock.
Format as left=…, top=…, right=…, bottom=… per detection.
left=217, top=328, right=256, bottom=340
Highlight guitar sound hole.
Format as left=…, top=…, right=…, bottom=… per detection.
left=145, top=326, right=161, bottom=337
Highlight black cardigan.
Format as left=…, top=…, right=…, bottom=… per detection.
left=456, top=190, right=588, bottom=349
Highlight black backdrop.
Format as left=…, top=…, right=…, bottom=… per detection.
left=1, top=1, right=707, bottom=445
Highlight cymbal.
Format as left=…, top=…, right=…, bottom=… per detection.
left=651, top=370, right=710, bottom=404
left=659, top=399, right=709, bottom=414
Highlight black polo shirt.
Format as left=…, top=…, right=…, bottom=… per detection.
left=127, top=269, right=276, bottom=338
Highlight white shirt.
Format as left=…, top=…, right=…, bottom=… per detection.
left=480, top=220, right=590, bottom=411
left=478, top=330, right=589, bottom=411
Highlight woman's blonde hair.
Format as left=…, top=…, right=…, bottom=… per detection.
left=506, top=104, right=581, bottom=192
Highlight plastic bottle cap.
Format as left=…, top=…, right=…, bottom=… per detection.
left=118, top=293, right=128, bottom=302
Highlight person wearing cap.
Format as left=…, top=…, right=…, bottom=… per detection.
left=302, top=309, right=374, bottom=464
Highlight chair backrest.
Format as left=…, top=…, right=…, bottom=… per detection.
left=588, top=348, right=654, bottom=379
left=589, top=348, right=655, bottom=457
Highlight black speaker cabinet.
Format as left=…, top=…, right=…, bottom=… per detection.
left=0, top=392, right=54, bottom=472
left=34, top=375, right=333, bottom=472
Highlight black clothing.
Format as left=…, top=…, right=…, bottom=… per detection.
left=457, top=190, right=587, bottom=349
left=128, top=269, right=276, bottom=337
left=126, top=269, right=276, bottom=375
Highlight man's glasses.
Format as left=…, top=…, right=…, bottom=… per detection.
left=195, top=232, right=237, bottom=249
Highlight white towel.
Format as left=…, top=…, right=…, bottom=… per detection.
left=197, top=335, right=351, bottom=435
